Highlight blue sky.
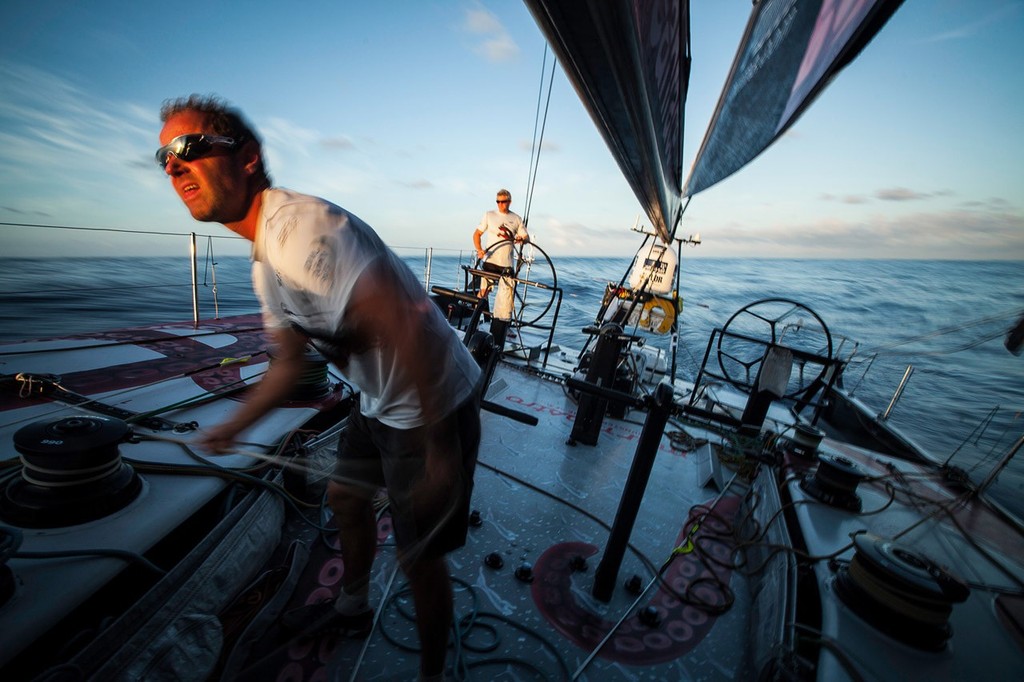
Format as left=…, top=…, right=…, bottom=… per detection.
left=0, top=0, right=1021, bottom=260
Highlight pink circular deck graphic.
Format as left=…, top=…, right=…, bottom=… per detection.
left=531, top=496, right=739, bottom=665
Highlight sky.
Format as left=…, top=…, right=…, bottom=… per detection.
left=0, top=0, right=1022, bottom=260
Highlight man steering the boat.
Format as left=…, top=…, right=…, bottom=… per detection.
left=156, top=94, right=481, bottom=682
left=472, top=188, right=529, bottom=342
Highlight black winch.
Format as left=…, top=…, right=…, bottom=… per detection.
left=786, top=423, right=824, bottom=459
left=835, top=533, right=969, bottom=651
left=800, top=454, right=865, bottom=511
left=267, top=346, right=335, bottom=401
left=0, top=415, right=141, bottom=528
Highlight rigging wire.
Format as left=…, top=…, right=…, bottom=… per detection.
left=522, top=45, right=558, bottom=229
left=852, top=306, right=1024, bottom=357
left=2, top=279, right=252, bottom=298
left=523, top=42, right=548, bottom=223
left=0, top=220, right=242, bottom=241
left=203, top=235, right=221, bottom=318
left=137, top=433, right=340, bottom=530
left=669, top=429, right=1024, bottom=599
left=943, top=405, right=1001, bottom=467
left=4, top=224, right=1019, bottom=675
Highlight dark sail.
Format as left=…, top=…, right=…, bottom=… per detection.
left=684, top=0, right=905, bottom=197
left=524, top=0, right=690, bottom=244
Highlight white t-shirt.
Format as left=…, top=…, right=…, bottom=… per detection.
left=476, top=209, right=527, bottom=268
left=252, top=188, right=480, bottom=428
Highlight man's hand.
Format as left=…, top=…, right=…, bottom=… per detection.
left=198, top=326, right=308, bottom=455
left=200, top=420, right=243, bottom=454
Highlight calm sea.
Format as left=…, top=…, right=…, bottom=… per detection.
left=2, top=255, right=1022, bottom=514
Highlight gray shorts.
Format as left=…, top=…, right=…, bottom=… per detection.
left=333, top=395, right=481, bottom=559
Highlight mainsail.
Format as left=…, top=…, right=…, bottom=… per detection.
left=684, top=0, right=905, bottom=197
left=523, top=0, right=690, bottom=245
left=524, top=0, right=904, bottom=242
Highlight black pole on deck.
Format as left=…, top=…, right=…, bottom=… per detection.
left=592, top=381, right=675, bottom=602
left=568, top=322, right=627, bottom=446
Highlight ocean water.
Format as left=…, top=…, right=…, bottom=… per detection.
left=2, top=255, right=1022, bottom=514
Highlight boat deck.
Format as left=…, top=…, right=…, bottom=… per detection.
left=235, top=360, right=758, bottom=681
left=5, top=315, right=1022, bottom=681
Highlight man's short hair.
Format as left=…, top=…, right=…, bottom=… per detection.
left=496, top=189, right=511, bottom=200
left=160, top=94, right=271, bottom=185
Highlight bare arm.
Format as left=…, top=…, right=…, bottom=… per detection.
left=473, top=228, right=485, bottom=260
left=516, top=217, right=530, bottom=244
left=201, top=325, right=308, bottom=453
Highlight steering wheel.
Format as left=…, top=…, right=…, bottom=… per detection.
left=716, top=298, right=833, bottom=399
left=476, top=240, right=558, bottom=328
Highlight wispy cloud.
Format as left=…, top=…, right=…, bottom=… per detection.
left=876, top=187, right=930, bottom=201
left=820, top=193, right=868, bottom=204
left=518, top=138, right=560, bottom=153
left=0, top=62, right=155, bottom=164
left=822, top=188, right=967, bottom=205
left=398, top=179, right=433, bottom=190
left=701, top=207, right=1024, bottom=259
left=321, top=136, right=355, bottom=151
left=1, top=205, right=51, bottom=217
left=462, top=2, right=520, bottom=62
left=920, top=3, right=1023, bottom=43
left=530, top=214, right=641, bottom=253
left=260, top=117, right=321, bottom=156
left=0, top=61, right=159, bottom=211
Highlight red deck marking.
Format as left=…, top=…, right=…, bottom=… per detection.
left=531, top=495, right=740, bottom=665
left=2, top=316, right=343, bottom=412
left=1, top=317, right=265, bottom=410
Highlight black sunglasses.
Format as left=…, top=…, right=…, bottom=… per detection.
left=155, top=134, right=239, bottom=167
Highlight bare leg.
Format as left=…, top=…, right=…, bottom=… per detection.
left=402, top=553, right=452, bottom=678
left=327, top=481, right=377, bottom=594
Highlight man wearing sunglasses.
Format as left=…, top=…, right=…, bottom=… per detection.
left=157, top=95, right=481, bottom=682
left=471, top=189, right=529, bottom=343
